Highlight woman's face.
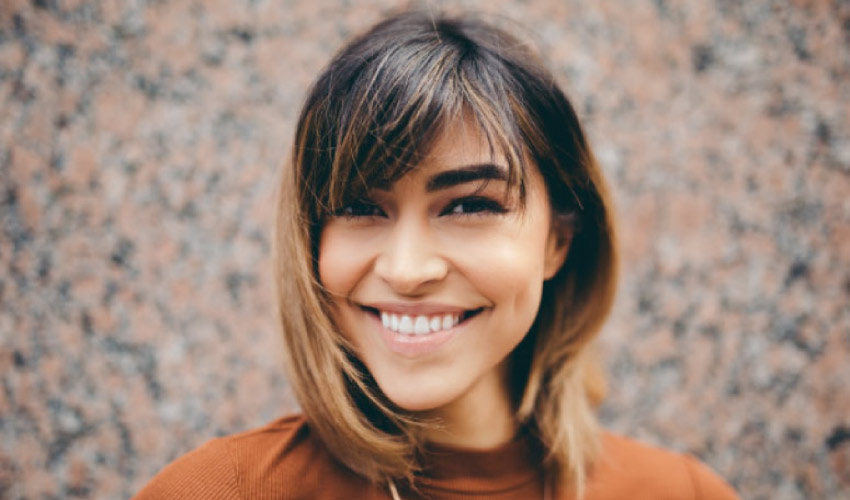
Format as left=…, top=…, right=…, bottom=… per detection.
left=318, top=121, right=569, bottom=413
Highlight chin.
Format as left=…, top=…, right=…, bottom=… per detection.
left=389, top=397, right=448, bottom=413
left=377, top=378, right=465, bottom=413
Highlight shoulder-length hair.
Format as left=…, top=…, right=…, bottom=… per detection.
left=274, top=9, right=618, bottom=496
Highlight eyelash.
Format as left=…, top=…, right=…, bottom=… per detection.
left=334, top=196, right=508, bottom=219
left=335, top=200, right=385, bottom=218
left=441, top=196, right=508, bottom=217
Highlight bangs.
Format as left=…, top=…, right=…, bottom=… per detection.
left=305, top=16, right=539, bottom=217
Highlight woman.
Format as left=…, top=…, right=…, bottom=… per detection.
left=135, top=10, right=739, bottom=499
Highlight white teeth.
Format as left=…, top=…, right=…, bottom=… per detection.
left=398, top=315, right=413, bottom=334
left=414, top=316, right=430, bottom=334
left=442, top=314, right=453, bottom=330
left=380, top=310, right=466, bottom=335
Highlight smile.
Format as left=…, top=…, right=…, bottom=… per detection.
left=382, top=308, right=489, bottom=335
left=360, top=306, right=484, bottom=336
left=360, top=305, right=484, bottom=354
left=383, top=311, right=457, bottom=335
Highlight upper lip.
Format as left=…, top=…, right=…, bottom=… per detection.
left=358, top=301, right=477, bottom=315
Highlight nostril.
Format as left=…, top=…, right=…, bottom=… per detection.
left=373, top=241, right=449, bottom=293
left=377, top=263, right=450, bottom=294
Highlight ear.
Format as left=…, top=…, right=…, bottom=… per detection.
left=543, top=214, right=574, bottom=280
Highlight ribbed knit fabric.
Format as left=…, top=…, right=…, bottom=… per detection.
left=132, top=414, right=739, bottom=500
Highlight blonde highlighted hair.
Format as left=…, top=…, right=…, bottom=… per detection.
left=274, top=10, right=618, bottom=497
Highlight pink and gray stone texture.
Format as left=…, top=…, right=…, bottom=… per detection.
left=1, top=0, right=848, bottom=498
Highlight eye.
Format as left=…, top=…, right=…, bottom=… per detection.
left=441, top=196, right=508, bottom=217
left=334, top=199, right=386, bottom=218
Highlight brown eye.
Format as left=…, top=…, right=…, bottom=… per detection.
left=335, top=200, right=386, bottom=218
left=441, top=197, right=508, bottom=216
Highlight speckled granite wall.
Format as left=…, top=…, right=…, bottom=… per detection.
left=1, top=0, right=848, bottom=498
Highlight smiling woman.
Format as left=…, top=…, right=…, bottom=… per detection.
left=319, top=120, right=567, bottom=420
left=133, top=10, right=739, bottom=500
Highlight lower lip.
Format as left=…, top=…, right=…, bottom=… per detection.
left=367, top=313, right=468, bottom=357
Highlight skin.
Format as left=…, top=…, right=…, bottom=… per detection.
left=319, top=120, right=570, bottom=449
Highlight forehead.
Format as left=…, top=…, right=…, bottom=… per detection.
left=392, top=120, right=504, bottom=181
left=371, top=120, right=547, bottom=204
left=324, top=112, right=530, bottom=210
left=424, top=119, right=500, bottom=165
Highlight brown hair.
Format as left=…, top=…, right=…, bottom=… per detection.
left=274, top=9, right=618, bottom=496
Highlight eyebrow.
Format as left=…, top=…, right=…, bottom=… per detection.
left=425, top=163, right=509, bottom=192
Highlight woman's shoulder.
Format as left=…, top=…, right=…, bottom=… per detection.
left=132, top=414, right=373, bottom=500
left=585, top=432, right=739, bottom=500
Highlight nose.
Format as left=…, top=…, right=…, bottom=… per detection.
left=373, top=218, right=448, bottom=295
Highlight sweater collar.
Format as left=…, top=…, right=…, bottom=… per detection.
left=414, top=429, right=545, bottom=492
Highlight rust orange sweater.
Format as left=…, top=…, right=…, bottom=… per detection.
left=133, top=414, right=739, bottom=499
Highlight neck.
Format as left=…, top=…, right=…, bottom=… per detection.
left=420, top=361, right=516, bottom=449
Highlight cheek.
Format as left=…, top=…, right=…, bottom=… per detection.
left=448, top=228, right=548, bottom=300
left=317, top=227, right=369, bottom=297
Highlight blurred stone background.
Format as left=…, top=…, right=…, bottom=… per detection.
left=1, top=0, right=848, bottom=498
